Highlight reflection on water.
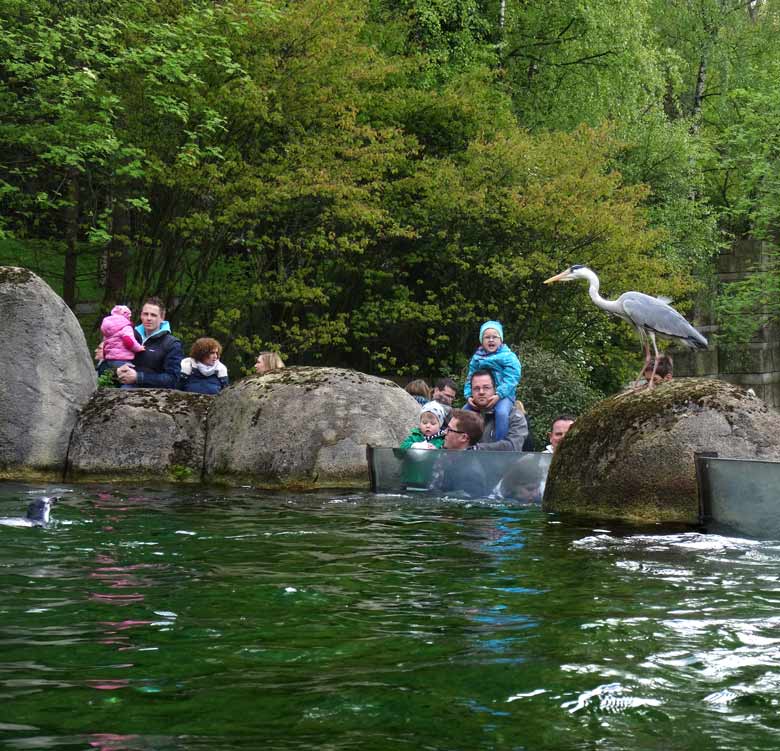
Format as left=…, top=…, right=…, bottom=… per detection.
left=1, top=482, right=780, bottom=750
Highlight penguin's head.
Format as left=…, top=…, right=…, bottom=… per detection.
left=25, top=496, right=59, bottom=526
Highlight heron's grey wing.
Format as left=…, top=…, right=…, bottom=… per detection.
left=620, top=292, right=707, bottom=347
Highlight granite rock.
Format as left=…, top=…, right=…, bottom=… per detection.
left=543, top=378, right=780, bottom=523
left=204, top=367, right=419, bottom=487
left=0, top=267, right=96, bottom=480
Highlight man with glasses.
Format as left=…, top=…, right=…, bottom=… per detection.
left=428, top=409, right=489, bottom=497
left=468, top=370, right=528, bottom=451
left=432, top=377, right=457, bottom=407
left=442, top=409, right=483, bottom=450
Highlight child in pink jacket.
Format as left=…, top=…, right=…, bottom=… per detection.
left=99, top=305, right=145, bottom=370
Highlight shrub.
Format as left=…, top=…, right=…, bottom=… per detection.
left=513, top=342, right=603, bottom=449
left=97, top=369, right=119, bottom=389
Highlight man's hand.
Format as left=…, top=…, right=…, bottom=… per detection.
left=116, top=364, right=138, bottom=385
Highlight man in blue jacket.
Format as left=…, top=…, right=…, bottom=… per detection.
left=116, top=297, right=183, bottom=389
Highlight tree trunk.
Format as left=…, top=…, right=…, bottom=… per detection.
left=690, top=54, right=707, bottom=130
left=63, top=171, right=79, bottom=309
left=102, top=201, right=130, bottom=309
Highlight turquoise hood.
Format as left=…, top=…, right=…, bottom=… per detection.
left=134, top=319, right=172, bottom=344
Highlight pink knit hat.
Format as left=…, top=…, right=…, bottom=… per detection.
left=110, top=305, right=132, bottom=320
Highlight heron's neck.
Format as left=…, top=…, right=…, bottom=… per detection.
left=587, top=277, right=623, bottom=317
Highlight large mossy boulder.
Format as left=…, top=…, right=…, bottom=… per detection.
left=204, top=367, right=419, bottom=488
left=1, top=266, right=96, bottom=480
left=543, top=378, right=780, bottom=524
left=67, top=389, right=211, bottom=482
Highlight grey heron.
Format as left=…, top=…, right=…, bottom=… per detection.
left=543, top=265, right=708, bottom=386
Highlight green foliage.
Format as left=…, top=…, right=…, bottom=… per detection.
left=715, top=246, right=780, bottom=345
left=709, top=60, right=780, bottom=242
left=513, top=342, right=603, bottom=449
left=613, top=112, right=724, bottom=272
left=501, top=0, right=668, bottom=130
left=97, top=368, right=118, bottom=388
left=0, top=237, right=104, bottom=301
left=1, top=0, right=741, bottom=390
left=370, top=0, right=495, bottom=81
left=695, top=4, right=780, bottom=344
left=169, top=464, right=194, bottom=481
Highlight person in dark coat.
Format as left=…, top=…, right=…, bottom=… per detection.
left=115, top=297, right=183, bottom=389
left=427, top=409, right=490, bottom=498
left=179, top=337, right=229, bottom=395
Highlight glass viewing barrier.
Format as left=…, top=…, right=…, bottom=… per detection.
left=696, top=455, right=780, bottom=539
left=366, top=446, right=552, bottom=502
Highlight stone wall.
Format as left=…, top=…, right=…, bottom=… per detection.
left=673, top=238, right=780, bottom=408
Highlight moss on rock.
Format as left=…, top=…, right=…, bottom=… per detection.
left=0, top=266, right=35, bottom=285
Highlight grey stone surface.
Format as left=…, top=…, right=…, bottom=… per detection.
left=204, top=367, right=419, bottom=487
left=542, top=378, right=780, bottom=524
left=67, top=389, right=211, bottom=482
left=0, top=267, right=96, bottom=480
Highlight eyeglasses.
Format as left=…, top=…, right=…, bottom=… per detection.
left=482, top=335, right=501, bottom=341
left=445, top=426, right=466, bottom=434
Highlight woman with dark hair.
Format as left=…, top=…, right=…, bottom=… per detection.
left=179, top=337, right=229, bottom=394
left=404, top=379, right=431, bottom=406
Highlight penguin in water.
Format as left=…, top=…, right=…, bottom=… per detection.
left=0, top=496, right=59, bottom=528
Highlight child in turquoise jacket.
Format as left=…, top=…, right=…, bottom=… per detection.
left=464, top=320, right=522, bottom=442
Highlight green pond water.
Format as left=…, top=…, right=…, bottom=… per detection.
left=1, top=482, right=779, bottom=751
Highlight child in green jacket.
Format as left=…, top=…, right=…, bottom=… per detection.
left=400, top=401, right=448, bottom=449
left=399, top=401, right=448, bottom=490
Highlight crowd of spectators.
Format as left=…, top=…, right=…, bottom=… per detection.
left=97, top=304, right=585, bottom=461
left=95, top=304, right=594, bottom=499
left=95, top=297, right=283, bottom=393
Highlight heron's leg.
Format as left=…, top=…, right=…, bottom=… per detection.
left=645, top=333, right=661, bottom=389
left=634, top=329, right=651, bottom=384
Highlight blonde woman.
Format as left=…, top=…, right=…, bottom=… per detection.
left=255, top=351, right=285, bottom=375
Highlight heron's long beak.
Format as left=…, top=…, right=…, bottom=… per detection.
left=543, top=270, right=571, bottom=285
